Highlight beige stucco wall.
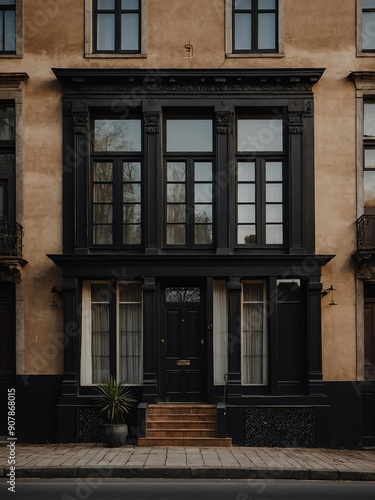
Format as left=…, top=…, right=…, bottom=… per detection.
left=1, top=0, right=369, bottom=379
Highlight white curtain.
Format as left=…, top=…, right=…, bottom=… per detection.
left=119, top=283, right=143, bottom=384
left=213, top=279, right=228, bottom=385
left=242, top=283, right=268, bottom=385
left=80, top=282, right=92, bottom=385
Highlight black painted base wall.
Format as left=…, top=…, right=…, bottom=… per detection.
left=16, top=375, right=62, bottom=443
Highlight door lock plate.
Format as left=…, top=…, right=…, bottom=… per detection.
left=177, top=359, right=190, bottom=366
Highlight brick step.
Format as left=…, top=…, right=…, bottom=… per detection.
left=147, top=429, right=218, bottom=438
left=148, top=405, right=216, bottom=415
left=138, top=437, right=232, bottom=447
left=147, top=413, right=217, bottom=422
left=147, top=420, right=217, bottom=430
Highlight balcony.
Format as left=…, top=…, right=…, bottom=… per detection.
left=0, top=221, right=23, bottom=258
left=354, top=214, right=375, bottom=278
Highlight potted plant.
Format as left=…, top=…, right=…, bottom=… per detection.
left=95, top=378, right=136, bottom=447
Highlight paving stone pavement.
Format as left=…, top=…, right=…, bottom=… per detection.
left=1, top=444, right=375, bottom=480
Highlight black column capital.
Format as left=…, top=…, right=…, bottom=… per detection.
left=215, top=111, right=232, bottom=134
left=143, top=111, right=160, bottom=135
left=288, top=113, right=304, bottom=134
left=143, top=276, right=156, bottom=291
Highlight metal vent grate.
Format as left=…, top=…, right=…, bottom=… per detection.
left=76, top=407, right=102, bottom=443
left=245, top=407, right=315, bottom=447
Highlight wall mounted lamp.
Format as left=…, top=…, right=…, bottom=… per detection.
left=51, top=286, right=63, bottom=307
left=321, top=281, right=337, bottom=305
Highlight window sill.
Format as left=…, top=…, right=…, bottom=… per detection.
left=357, top=51, right=375, bottom=57
left=85, top=53, right=147, bottom=59
left=226, top=52, right=285, bottom=58
left=0, top=54, right=22, bottom=59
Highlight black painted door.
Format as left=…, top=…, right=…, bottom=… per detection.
left=161, top=287, right=206, bottom=402
left=0, top=282, right=16, bottom=436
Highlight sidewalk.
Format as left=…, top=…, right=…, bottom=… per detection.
left=1, top=444, right=375, bottom=481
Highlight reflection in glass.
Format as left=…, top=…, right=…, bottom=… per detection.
left=94, top=162, right=113, bottom=182
left=123, top=162, right=141, bottom=182
left=238, top=225, right=256, bottom=244
left=123, top=183, right=141, bottom=203
left=195, top=225, right=212, bottom=244
left=167, top=204, right=186, bottom=223
left=238, top=119, right=283, bottom=152
left=94, top=225, right=113, bottom=245
left=167, top=224, right=185, bottom=245
left=258, top=13, right=276, bottom=50
left=365, top=103, right=375, bottom=136
left=167, top=184, right=185, bottom=203
left=234, top=13, right=252, bottom=50
left=123, top=224, right=141, bottom=244
left=94, top=205, right=113, bottom=224
left=97, top=14, right=115, bottom=51
left=165, top=287, right=200, bottom=303
left=166, top=120, right=213, bottom=152
left=121, top=13, right=139, bottom=51
left=167, top=162, right=186, bottom=181
left=94, top=184, right=113, bottom=203
left=94, top=119, right=141, bottom=151
left=195, top=184, right=213, bottom=203
left=123, top=204, right=141, bottom=223
left=195, top=205, right=212, bottom=223
left=0, top=104, right=15, bottom=140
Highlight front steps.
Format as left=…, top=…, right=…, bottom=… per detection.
left=138, top=404, right=232, bottom=447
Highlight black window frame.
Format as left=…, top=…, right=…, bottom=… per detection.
left=0, top=0, right=16, bottom=54
left=232, top=0, right=278, bottom=54
left=163, top=114, right=216, bottom=250
left=89, top=113, right=143, bottom=249
left=0, top=101, right=15, bottom=223
left=93, top=0, right=141, bottom=54
left=235, top=112, right=287, bottom=248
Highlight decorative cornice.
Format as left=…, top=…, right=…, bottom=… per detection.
left=349, top=71, right=375, bottom=90
left=0, top=73, right=29, bottom=91
left=143, top=111, right=159, bottom=134
left=215, top=111, right=232, bottom=134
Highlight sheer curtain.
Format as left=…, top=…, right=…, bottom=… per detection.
left=242, top=282, right=268, bottom=385
left=81, top=282, right=110, bottom=385
left=213, top=279, right=228, bottom=385
left=119, top=283, right=142, bottom=384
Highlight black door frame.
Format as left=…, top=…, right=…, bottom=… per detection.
left=159, top=280, right=208, bottom=402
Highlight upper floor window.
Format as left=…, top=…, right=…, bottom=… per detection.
left=164, top=118, right=214, bottom=247
left=362, top=0, right=375, bottom=52
left=236, top=115, right=285, bottom=246
left=91, top=117, right=142, bottom=247
left=94, top=0, right=141, bottom=53
left=364, top=102, right=375, bottom=209
left=226, top=0, right=283, bottom=56
left=0, top=0, right=15, bottom=53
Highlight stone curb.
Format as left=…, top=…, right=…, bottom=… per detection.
left=2, top=466, right=375, bottom=481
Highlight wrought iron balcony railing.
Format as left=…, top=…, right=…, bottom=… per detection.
left=0, top=221, right=23, bottom=258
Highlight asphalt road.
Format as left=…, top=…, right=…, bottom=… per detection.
left=1, top=479, right=375, bottom=500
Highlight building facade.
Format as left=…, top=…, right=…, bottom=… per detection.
left=0, top=0, right=374, bottom=448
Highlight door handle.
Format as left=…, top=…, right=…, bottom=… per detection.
left=160, top=339, right=165, bottom=345
left=200, top=338, right=205, bottom=352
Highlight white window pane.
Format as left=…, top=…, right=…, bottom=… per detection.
left=266, top=184, right=283, bottom=202
left=166, top=120, right=213, bottom=152
left=266, top=162, right=282, bottom=181
left=238, top=225, right=256, bottom=244
left=266, top=204, right=283, bottom=223
left=365, top=150, right=375, bottom=168
left=238, top=184, right=255, bottom=203
left=121, top=13, right=139, bottom=51
left=238, top=205, right=255, bottom=223
left=234, top=13, right=252, bottom=50
left=97, top=14, right=115, bottom=51
left=238, top=162, right=255, bottom=182
left=195, top=184, right=212, bottom=203
left=238, top=119, right=283, bottom=152
left=266, top=224, right=283, bottom=244
left=194, top=162, right=212, bottom=182
left=364, top=171, right=375, bottom=206
left=364, top=103, right=375, bottom=136
left=95, top=120, right=141, bottom=151
left=258, top=13, right=276, bottom=50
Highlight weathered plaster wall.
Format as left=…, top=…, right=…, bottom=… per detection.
left=0, top=0, right=367, bottom=379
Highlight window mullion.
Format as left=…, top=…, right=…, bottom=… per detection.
left=187, top=157, right=194, bottom=247
left=253, top=1, right=258, bottom=52
left=258, top=157, right=265, bottom=247
left=110, top=283, right=117, bottom=379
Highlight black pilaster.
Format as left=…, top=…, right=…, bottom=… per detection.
left=60, top=277, right=79, bottom=396
left=307, top=280, right=324, bottom=395
left=142, top=277, right=158, bottom=401
left=227, top=277, right=242, bottom=387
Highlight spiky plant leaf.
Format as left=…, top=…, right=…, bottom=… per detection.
left=95, top=378, right=137, bottom=425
